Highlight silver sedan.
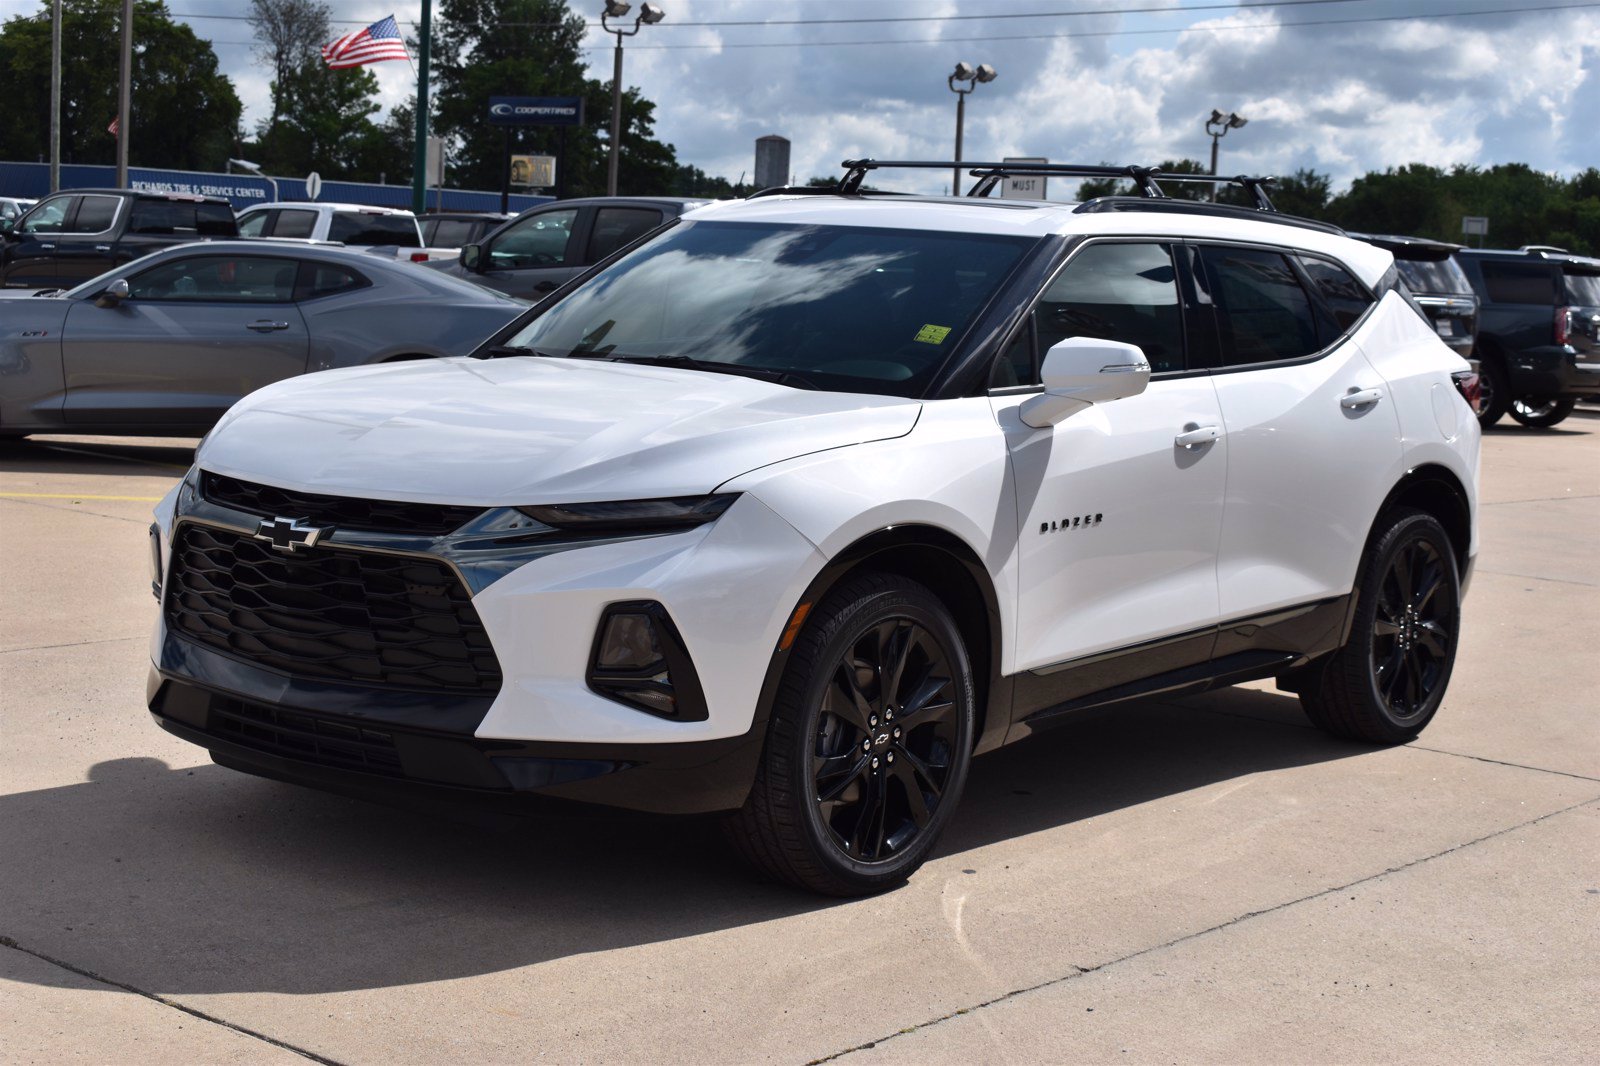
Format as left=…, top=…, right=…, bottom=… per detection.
left=0, top=241, right=525, bottom=437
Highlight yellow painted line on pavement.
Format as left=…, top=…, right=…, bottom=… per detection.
left=0, top=491, right=164, bottom=501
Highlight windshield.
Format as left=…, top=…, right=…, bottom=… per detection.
left=1563, top=271, right=1600, bottom=306
left=502, top=220, right=1037, bottom=396
left=1396, top=256, right=1471, bottom=295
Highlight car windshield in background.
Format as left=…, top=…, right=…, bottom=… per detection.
left=503, top=221, right=1036, bottom=396
left=1563, top=270, right=1600, bottom=305
left=330, top=212, right=420, bottom=246
left=1396, top=257, right=1472, bottom=295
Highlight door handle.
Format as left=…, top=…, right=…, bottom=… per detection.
left=246, top=320, right=291, bottom=332
left=94, top=244, right=111, bottom=252
left=39, top=243, right=55, bottom=249
left=1174, top=424, right=1221, bottom=449
left=531, top=280, right=558, bottom=293
left=1340, top=387, right=1384, bottom=409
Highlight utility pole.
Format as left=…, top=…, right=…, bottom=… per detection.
left=49, top=0, right=61, bottom=192
left=116, top=0, right=132, bottom=187
left=411, top=0, right=432, bottom=215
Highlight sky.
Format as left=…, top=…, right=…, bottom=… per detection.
left=7, top=0, right=1598, bottom=198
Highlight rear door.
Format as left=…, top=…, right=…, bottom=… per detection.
left=584, top=206, right=665, bottom=264
left=1196, top=243, right=1401, bottom=621
left=60, top=253, right=309, bottom=427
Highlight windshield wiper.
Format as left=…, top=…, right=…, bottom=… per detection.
left=607, top=354, right=816, bottom=390
left=474, top=344, right=560, bottom=360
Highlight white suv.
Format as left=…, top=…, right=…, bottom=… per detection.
left=147, top=162, right=1480, bottom=895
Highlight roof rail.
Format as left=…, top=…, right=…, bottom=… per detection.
left=1074, top=196, right=1346, bottom=236
left=1137, top=173, right=1279, bottom=211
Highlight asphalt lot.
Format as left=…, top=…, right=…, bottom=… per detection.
left=2, top=414, right=1596, bottom=1065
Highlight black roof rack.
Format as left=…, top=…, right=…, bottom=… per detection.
left=1075, top=196, right=1345, bottom=236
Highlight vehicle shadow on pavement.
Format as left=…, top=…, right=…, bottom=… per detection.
left=0, top=688, right=1361, bottom=997
left=0, top=437, right=197, bottom=476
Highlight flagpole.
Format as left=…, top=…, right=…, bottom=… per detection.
left=411, top=0, right=431, bottom=215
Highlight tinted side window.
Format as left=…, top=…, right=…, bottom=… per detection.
left=127, top=256, right=298, bottom=302
left=1041, top=242, right=1184, bottom=374
left=196, top=202, right=236, bottom=236
left=490, top=208, right=578, bottom=268
left=303, top=262, right=365, bottom=299
left=587, top=208, right=663, bottom=262
left=71, top=195, right=120, bottom=233
left=274, top=209, right=318, bottom=239
left=1299, top=257, right=1375, bottom=333
left=129, top=200, right=197, bottom=235
left=329, top=212, right=420, bottom=246
left=1564, top=271, right=1600, bottom=306
left=1480, top=262, right=1558, bottom=305
left=1198, top=246, right=1320, bottom=366
left=236, top=210, right=270, bottom=238
left=426, top=219, right=479, bottom=247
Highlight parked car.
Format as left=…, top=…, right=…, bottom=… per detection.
left=235, top=201, right=424, bottom=258
left=419, top=211, right=511, bottom=250
left=1455, top=247, right=1600, bottom=427
left=0, top=189, right=237, bottom=289
left=147, top=163, right=1478, bottom=895
left=1352, top=234, right=1478, bottom=360
left=0, top=242, right=522, bottom=438
left=0, top=196, right=36, bottom=232
left=427, top=196, right=709, bottom=300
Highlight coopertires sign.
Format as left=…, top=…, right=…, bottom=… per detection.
left=488, top=97, right=585, bottom=127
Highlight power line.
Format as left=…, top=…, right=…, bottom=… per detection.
left=573, top=0, right=1600, bottom=50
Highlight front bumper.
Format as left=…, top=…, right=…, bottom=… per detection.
left=147, top=658, right=764, bottom=814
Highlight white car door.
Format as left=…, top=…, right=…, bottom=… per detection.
left=990, top=241, right=1227, bottom=675
left=1195, top=244, right=1402, bottom=620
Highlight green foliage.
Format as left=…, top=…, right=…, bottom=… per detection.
left=250, top=62, right=386, bottom=180
left=0, top=0, right=241, bottom=170
left=1323, top=163, right=1598, bottom=254
left=432, top=0, right=679, bottom=197
left=1076, top=159, right=1216, bottom=202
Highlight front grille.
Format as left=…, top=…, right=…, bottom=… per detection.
left=201, top=471, right=484, bottom=536
left=166, top=524, right=502, bottom=694
left=209, top=697, right=404, bottom=777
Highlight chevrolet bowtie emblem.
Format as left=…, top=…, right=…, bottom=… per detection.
left=254, top=516, right=329, bottom=553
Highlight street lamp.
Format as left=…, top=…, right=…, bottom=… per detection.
left=1205, top=108, right=1248, bottom=177
left=601, top=1, right=664, bottom=197
left=948, top=61, right=996, bottom=196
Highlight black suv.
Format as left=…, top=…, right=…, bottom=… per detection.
left=1456, top=247, right=1600, bottom=427
left=1, top=189, right=238, bottom=289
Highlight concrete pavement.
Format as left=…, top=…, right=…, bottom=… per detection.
left=1, top=416, right=1596, bottom=1065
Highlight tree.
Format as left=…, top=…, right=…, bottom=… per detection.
left=252, top=61, right=386, bottom=179
left=432, top=0, right=679, bottom=196
left=249, top=0, right=330, bottom=129
left=1268, top=168, right=1332, bottom=219
left=0, top=0, right=241, bottom=170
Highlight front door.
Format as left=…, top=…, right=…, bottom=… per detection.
left=61, top=253, right=310, bottom=427
left=477, top=205, right=584, bottom=299
left=50, top=194, right=125, bottom=286
left=992, top=241, right=1227, bottom=676
left=2, top=193, right=74, bottom=288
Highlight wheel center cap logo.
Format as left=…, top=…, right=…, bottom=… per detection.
left=874, top=733, right=891, bottom=747
left=253, top=515, right=329, bottom=553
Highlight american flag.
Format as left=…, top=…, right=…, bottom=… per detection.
left=321, top=15, right=411, bottom=69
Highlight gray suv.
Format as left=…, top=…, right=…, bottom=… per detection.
left=428, top=196, right=709, bottom=301
left=1456, top=247, right=1600, bottom=427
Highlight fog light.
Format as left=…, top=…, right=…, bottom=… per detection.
left=148, top=523, right=163, bottom=600
left=587, top=601, right=708, bottom=721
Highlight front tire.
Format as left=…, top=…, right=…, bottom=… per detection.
left=1301, top=509, right=1461, bottom=744
left=726, top=572, right=976, bottom=896
left=1508, top=396, right=1576, bottom=428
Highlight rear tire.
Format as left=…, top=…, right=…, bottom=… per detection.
left=1475, top=358, right=1508, bottom=428
left=1508, top=396, right=1576, bottom=428
left=725, top=572, right=976, bottom=896
left=1301, top=509, right=1460, bottom=744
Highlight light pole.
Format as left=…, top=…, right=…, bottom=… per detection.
left=602, top=1, right=664, bottom=197
left=947, top=62, right=996, bottom=196
left=1205, top=108, right=1248, bottom=177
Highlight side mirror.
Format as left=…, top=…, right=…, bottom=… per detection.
left=1020, top=336, right=1150, bottom=428
left=95, top=278, right=131, bottom=308
left=459, top=243, right=482, bottom=272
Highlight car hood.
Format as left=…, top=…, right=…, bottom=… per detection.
left=200, top=356, right=922, bottom=504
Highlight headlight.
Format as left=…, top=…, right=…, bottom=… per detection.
left=518, top=494, right=737, bottom=534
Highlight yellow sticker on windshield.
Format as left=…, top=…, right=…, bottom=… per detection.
left=914, top=324, right=952, bottom=344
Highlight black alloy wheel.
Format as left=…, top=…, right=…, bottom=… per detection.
left=1369, top=536, right=1454, bottom=722
left=726, top=572, right=975, bottom=896
left=1508, top=396, right=1576, bottom=428
left=1300, top=508, right=1460, bottom=744
left=811, top=618, right=961, bottom=863
left=1475, top=357, right=1508, bottom=428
